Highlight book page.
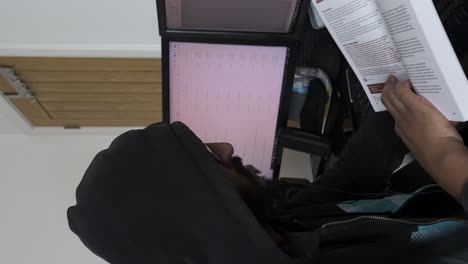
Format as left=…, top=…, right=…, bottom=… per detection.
left=312, top=0, right=408, bottom=112
left=376, top=0, right=467, bottom=121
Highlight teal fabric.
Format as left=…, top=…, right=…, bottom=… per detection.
left=338, top=185, right=437, bottom=213
left=412, top=221, right=467, bottom=243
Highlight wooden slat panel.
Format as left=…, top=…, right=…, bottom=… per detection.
left=36, top=93, right=162, bottom=103
left=0, top=75, right=16, bottom=94
left=30, top=82, right=161, bottom=93
left=29, top=118, right=160, bottom=127
left=50, top=111, right=161, bottom=119
left=0, top=57, right=161, bottom=72
left=42, top=102, right=160, bottom=111
left=10, top=98, right=51, bottom=120
left=19, top=71, right=160, bottom=83
left=1, top=57, right=165, bottom=127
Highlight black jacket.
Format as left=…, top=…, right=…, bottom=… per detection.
left=67, top=122, right=295, bottom=264
left=68, top=122, right=468, bottom=264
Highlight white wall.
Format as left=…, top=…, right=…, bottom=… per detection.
left=0, top=0, right=162, bottom=262
left=0, top=109, right=25, bottom=134
left=0, top=134, right=119, bottom=264
left=0, top=0, right=161, bottom=57
left=0, top=95, right=32, bottom=134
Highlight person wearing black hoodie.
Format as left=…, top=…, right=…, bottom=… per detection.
left=68, top=76, right=468, bottom=263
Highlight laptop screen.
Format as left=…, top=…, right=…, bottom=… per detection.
left=165, top=0, right=300, bottom=33
left=169, top=42, right=288, bottom=178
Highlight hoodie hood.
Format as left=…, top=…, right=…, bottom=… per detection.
left=67, top=122, right=294, bottom=264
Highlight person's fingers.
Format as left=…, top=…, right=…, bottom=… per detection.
left=414, top=94, right=440, bottom=112
left=387, top=89, right=407, bottom=114
left=382, top=92, right=399, bottom=119
left=396, top=81, right=441, bottom=119
left=385, top=74, right=397, bottom=88
left=381, top=75, right=397, bottom=107
left=406, top=90, right=448, bottom=122
left=396, top=80, right=419, bottom=107
left=395, top=124, right=403, bottom=138
left=382, top=75, right=404, bottom=120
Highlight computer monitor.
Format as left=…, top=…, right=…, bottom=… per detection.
left=166, top=41, right=292, bottom=178
left=164, top=0, right=301, bottom=33
left=157, top=0, right=309, bottom=41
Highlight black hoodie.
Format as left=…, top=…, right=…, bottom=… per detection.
left=67, top=122, right=300, bottom=264
left=68, top=122, right=468, bottom=264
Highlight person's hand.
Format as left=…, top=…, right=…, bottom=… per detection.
left=381, top=75, right=463, bottom=170
left=382, top=75, right=468, bottom=199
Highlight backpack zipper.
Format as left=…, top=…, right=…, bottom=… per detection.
left=321, top=216, right=468, bottom=229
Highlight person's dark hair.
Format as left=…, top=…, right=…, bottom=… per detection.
left=230, top=156, right=273, bottom=223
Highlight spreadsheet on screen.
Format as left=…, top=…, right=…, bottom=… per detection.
left=169, top=42, right=288, bottom=178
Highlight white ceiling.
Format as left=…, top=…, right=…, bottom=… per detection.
left=0, top=0, right=161, bottom=57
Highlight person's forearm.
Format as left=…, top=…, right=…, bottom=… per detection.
left=423, top=140, right=468, bottom=200
left=381, top=75, right=468, bottom=200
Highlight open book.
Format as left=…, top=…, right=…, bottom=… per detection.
left=313, top=0, right=468, bottom=121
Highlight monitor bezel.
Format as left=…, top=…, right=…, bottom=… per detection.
left=156, top=0, right=310, bottom=41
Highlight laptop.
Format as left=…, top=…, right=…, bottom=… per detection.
left=156, top=0, right=309, bottom=178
